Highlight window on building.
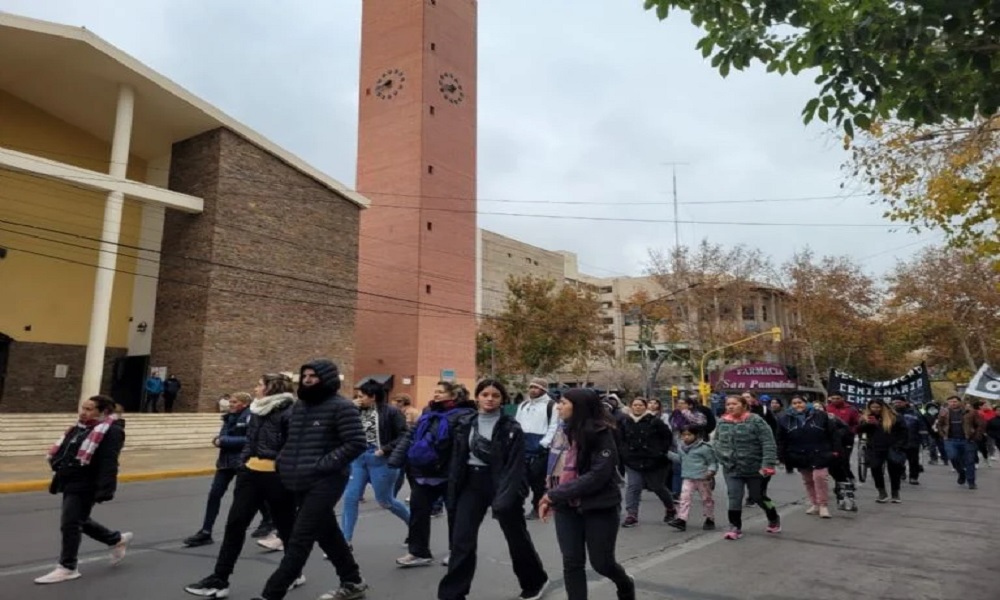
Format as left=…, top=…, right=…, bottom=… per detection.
left=601, top=301, right=613, bottom=309
left=601, top=317, right=614, bottom=325
left=507, top=253, right=512, bottom=258
left=533, top=260, right=538, bottom=266
left=742, top=304, right=755, bottom=321
left=427, top=165, right=434, bottom=174
left=599, top=286, right=613, bottom=294
left=429, top=105, right=435, bottom=115
left=426, top=284, right=432, bottom=294
left=427, top=222, right=432, bottom=231
left=430, top=42, right=436, bottom=51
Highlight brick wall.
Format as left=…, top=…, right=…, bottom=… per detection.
left=152, top=128, right=360, bottom=412
left=0, top=341, right=124, bottom=412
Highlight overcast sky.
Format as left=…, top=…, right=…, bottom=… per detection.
left=2, top=0, right=940, bottom=280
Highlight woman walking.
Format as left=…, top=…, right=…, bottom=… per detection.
left=620, top=397, right=676, bottom=527
left=714, top=394, right=781, bottom=540
left=391, top=381, right=477, bottom=567
left=858, top=398, right=908, bottom=504
left=35, top=395, right=131, bottom=584
left=341, top=379, right=410, bottom=546
left=438, top=379, right=549, bottom=600
left=539, top=388, right=635, bottom=600
left=184, top=373, right=299, bottom=599
left=776, top=396, right=840, bottom=518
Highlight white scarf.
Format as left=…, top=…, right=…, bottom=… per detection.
left=250, top=392, right=294, bottom=416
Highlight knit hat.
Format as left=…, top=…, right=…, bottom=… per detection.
left=528, top=377, right=549, bottom=391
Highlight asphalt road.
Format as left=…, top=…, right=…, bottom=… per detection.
left=1, top=460, right=997, bottom=600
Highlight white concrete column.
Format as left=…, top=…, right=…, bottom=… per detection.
left=80, top=84, right=135, bottom=401
left=127, top=155, right=169, bottom=356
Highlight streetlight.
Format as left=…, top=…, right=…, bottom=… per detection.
left=698, top=326, right=783, bottom=402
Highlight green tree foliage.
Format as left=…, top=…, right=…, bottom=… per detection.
left=643, top=0, right=1000, bottom=135
left=481, top=275, right=605, bottom=380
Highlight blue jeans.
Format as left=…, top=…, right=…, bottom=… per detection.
left=944, top=439, right=977, bottom=486
left=340, top=448, right=410, bottom=542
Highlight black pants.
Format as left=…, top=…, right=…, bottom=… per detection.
left=214, top=470, right=296, bottom=580
left=407, top=480, right=453, bottom=558
left=262, top=477, right=361, bottom=600
left=60, top=492, right=122, bottom=570
left=525, top=453, right=548, bottom=512
left=869, top=451, right=904, bottom=493
left=554, top=507, right=634, bottom=600
left=904, top=448, right=921, bottom=481
left=439, top=468, right=547, bottom=600
left=163, top=393, right=176, bottom=413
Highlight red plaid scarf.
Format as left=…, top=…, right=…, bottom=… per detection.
left=47, top=415, right=118, bottom=466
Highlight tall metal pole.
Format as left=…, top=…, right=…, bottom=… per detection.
left=672, top=165, right=680, bottom=259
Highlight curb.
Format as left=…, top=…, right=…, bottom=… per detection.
left=0, top=467, right=215, bottom=494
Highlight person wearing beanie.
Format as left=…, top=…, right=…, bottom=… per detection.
left=515, top=377, right=559, bottom=520
left=254, top=360, right=369, bottom=600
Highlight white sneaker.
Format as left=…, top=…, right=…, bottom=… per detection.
left=819, top=506, right=832, bottom=519
left=34, top=566, right=81, bottom=584
left=257, top=532, right=283, bottom=552
left=805, top=505, right=818, bottom=515
left=288, top=574, right=306, bottom=591
left=110, top=532, right=133, bottom=566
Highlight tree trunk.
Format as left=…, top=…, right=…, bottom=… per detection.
left=977, top=333, right=990, bottom=367
left=958, top=334, right=977, bottom=372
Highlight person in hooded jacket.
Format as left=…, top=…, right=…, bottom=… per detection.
left=340, top=379, right=410, bottom=546
left=539, top=388, right=636, bottom=600
left=185, top=374, right=299, bottom=599
left=891, top=396, right=926, bottom=485
left=35, top=394, right=131, bottom=585
left=390, top=380, right=477, bottom=568
left=620, top=397, right=676, bottom=528
left=438, top=379, right=549, bottom=600
left=253, top=360, right=368, bottom=600
left=776, top=396, right=841, bottom=519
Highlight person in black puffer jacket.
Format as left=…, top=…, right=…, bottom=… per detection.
left=620, top=397, right=675, bottom=528
left=438, top=379, right=549, bottom=600
left=859, top=398, right=908, bottom=504
left=389, top=381, right=477, bottom=567
left=540, top=388, right=636, bottom=600
left=257, top=360, right=368, bottom=600
left=36, top=395, right=130, bottom=585
left=776, top=396, right=841, bottom=518
left=184, top=374, right=299, bottom=600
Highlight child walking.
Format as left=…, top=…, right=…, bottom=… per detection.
left=667, top=427, right=717, bottom=531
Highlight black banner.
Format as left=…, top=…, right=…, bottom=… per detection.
left=827, top=363, right=932, bottom=407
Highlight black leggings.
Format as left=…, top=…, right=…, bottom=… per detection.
left=725, top=474, right=779, bottom=530
left=554, top=507, right=635, bottom=600
left=869, top=451, right=904, bottom=493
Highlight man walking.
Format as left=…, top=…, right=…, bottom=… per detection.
left=892, top=396, right=926, bottom=485
left=515, top=378, right=558, bottom=520
left=256, top=360, right=369, bottom=600
left=936, top=395, right=987, bottom=491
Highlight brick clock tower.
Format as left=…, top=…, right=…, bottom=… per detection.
left=354, top=0, right=478, bottom=405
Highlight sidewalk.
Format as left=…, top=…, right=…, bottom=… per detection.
left=550, top=460, right=1000, bottom=600
left=0, top=447, right=217, bottom=493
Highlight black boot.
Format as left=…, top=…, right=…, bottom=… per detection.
left=183, top=530, right=214, bottom=547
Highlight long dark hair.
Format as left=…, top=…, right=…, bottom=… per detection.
left=356, top=379, right=387, bottom=404
left=475, top=378, right=509, bottom=404
left=562, top=388, right=615, bottom=464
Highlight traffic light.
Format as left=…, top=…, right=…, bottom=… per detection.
left=670, top=386, right=679, bottom=399
left=771, top=326, right=783, bottom=343
left=698, top=381, right=711, bottom=399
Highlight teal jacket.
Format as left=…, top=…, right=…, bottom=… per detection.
left=668, top=439, right=718, bottom=480
left=714, top=413, right=777, bottom=477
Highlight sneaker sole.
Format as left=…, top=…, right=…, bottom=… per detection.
left=34, top=572, right=82, bottom=585
left=519, top=578, right=549, bottom=600
left=183, top=587, right=229, bottom=598
left=396, top=560, right=433, bottom=568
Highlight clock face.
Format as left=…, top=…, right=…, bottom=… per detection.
left=374, top=68, right=405, bottom=100
left=439, top=72, right=465, bottom=105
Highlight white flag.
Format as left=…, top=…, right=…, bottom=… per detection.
left=967, top=363, right=1000, bottom=401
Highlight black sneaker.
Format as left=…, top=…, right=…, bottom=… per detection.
left=958, top=473, right=967, bottom=485
left=184, top=574, right=230, bottom=598
left=908, top=478, right=920, bottom=485
left=319, top=579, right=369, bottom=600
left=183, top=531, right=214, bottom=548
left=250, top=522, right=274, bottom=539
left=702, top=518, right=715, bottom=531
left=666, top=518, right=686, bottom=531
left=663, top=508, right=677, bottom=522
left=876, top=490, right=889, bottom=503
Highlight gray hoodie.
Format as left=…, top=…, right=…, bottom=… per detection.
left=669, top=439, right=719, bottom=480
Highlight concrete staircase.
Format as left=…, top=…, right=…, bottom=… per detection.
left=0, top=413, right=223, bottom=457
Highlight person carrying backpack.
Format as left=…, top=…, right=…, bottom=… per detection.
left=516, top=378, right=559, bottom=520
left=390, top=381, right=476, bottom=568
